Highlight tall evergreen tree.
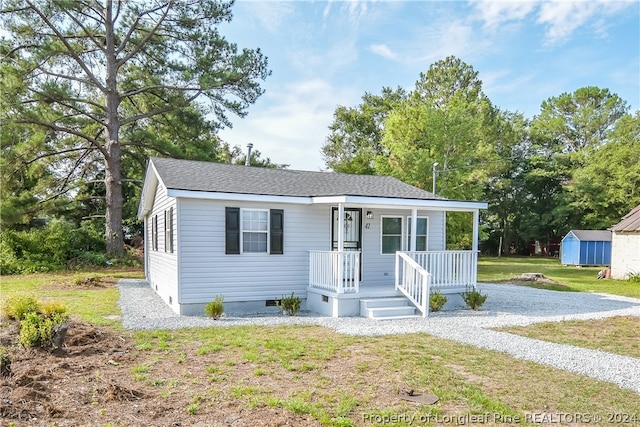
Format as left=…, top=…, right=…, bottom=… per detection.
left=1, top=0, right=270, bottom=256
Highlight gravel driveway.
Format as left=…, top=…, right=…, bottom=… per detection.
left=118, top=279, right=640, bottom=394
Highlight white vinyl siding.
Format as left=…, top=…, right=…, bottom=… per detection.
left=146, top=181, right=178, bottom=307
left=178, top=199, right=327, bottom=303
left=361, top=209, right=445, bottom=286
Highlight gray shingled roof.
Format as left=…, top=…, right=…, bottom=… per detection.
left=570, top=230, right=612, bottom=241
left=150, top=157, right=442, bottom=200
left=611, top=204, right=640, bottom=232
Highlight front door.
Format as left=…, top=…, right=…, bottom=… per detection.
left=331, top=208, right=363, bottom=279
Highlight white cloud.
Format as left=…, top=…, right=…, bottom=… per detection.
left=369, top=44, right=398, bottom=60
left=473, top=0, right=537, bottom=29
left=237, top=1, right=296, bottom=34
left=220, top=79, right=360, bottom=170
left=472, top=0, right=637, bottom=46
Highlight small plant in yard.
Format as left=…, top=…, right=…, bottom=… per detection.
left=19, top=311, right=69, bottom=349
left=72, top=275, right=101, bottom=286
left=40, top=301, right=68, bottom=317
left=1, top=293, right=41, bottom=320
left=429, top=290, right=447, bottom=312
left=627, top=272, right=640, bottom=283
left=204, top=295, right=224, bottom=319
left=277, top=292, right=301, bottom=316
left=461, top=285, right=488, bottom=311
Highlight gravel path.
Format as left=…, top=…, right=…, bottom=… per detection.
left=118, top=279, right=640, bottom=394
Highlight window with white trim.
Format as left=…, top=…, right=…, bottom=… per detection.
left=381, top=216, right=402, bottom=254
left=242, top=209, right=269, bottom=253
left=152, top=215, right=158, bottom=251
left=165, top=207, right=174, bottom=253
left=407, top=216, right=428, bottom=251
left=226, top=207, right=284, bottom=255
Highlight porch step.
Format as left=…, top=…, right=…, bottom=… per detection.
left=360, top=297, right=419, bottom=319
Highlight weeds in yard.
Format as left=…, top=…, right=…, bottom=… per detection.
left=72, top=275, right=101, bottom=286
left=204, top=295, right=224, bottom=319
left=277, top=292, right=302, bottom=316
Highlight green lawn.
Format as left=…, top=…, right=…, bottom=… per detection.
left=2, top=266, right=639, bottom=425
left=478, top=256, right=640, bottom=298
left=498, top=316, right=640, bottom=359
left=0, top=268, right=144, bottom=326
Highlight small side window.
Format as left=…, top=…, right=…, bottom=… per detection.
left=152, top=215, right=158, bottom=251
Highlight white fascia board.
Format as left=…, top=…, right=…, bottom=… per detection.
left=311, top=195, right=487, bottom=211
left=166, top=189, right=313, bottom=205
left=137, top=162, right=160, bottom=220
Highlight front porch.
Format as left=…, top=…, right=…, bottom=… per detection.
left=307, top=249, right=478, bottom=317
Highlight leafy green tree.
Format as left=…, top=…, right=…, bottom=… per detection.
left=378, top=57, right=514, bottom=248
left=532, top=86, right=628, bottom=154
left=1, top=0, right=270, bottom=256
left=322, top=86, right=407, bottom=174
left=569, top=112, right=640, bottom=228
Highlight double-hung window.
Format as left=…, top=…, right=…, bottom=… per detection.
left=165, top=207, right=174, bottom=253
left=152, top=215, right=158, bottom=251
left=407, top=217, right=428, bottom=251
left=225, top=207, right=284, bottom=255
left=242, top=209, right=268, bottom=253
left=381, top=215, right=429, bottom=254
left=381, top=216, right=403, bottom=254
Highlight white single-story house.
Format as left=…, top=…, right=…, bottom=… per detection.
left=610, top=204, right=640, bottom=280
left=137, top=157, right=487, bottom=318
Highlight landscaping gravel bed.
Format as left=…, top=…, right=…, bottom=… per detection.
left=118, top=279, right=640, bottom=394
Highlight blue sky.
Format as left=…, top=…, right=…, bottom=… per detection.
left=218, top=0, right=639, bottom=171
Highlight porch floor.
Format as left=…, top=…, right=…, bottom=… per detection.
left=307, top=284, right=400, bottom=299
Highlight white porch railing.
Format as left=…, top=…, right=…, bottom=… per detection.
left=405, top=250, right=477, bottom=289
left=309, top=250, right=360, bottom=293
left=395, top=252, right=431, bottom=316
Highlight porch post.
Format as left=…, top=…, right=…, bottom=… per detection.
left=472, top=209, right=480, bottom=286
left=337, top=203, right=344, bottom=292
left=337, top=203, right=345, bottom=251
left=410, top=208, right=418, bottom=252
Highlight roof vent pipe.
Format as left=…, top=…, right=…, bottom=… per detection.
left=245, top=143, right=253, bottom=166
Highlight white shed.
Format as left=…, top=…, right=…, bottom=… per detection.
left=610, top=204, right=640, bottom=280
left=137, top=158, right=487, bottom=317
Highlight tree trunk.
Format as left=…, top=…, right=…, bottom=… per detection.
left=104, top=147, right=123, bottom=257
left=104, top=0, right=124, bottom=258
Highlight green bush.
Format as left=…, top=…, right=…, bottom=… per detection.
left=461, top=286, right=488, bottom=311
left=19, top=311, right=69, bottom=349
left=40, top=301, right=68, bottom=318
left=204, top=295, right=224, bottom=320
left=1, top=294, right=41, bottom=320
left=627, top=272, right=640, bottom=283
left=0, top=219, right=106, bottom=274
left=429, top=290, right=447, bottom=312
left=277, top=292, right=301, bottom=316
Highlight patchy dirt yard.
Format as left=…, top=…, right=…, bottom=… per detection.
left=0, top=321, right=321, bottom=426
